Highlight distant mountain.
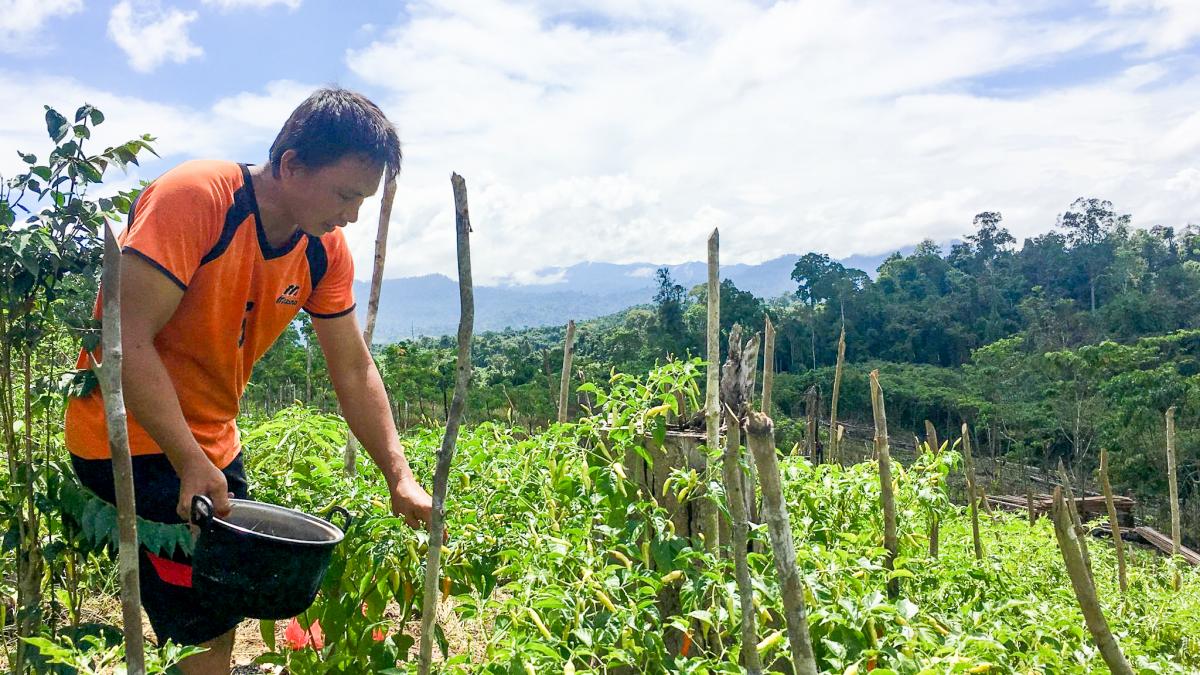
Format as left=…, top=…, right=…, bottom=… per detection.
left=354, top=250, right=908, bottom=341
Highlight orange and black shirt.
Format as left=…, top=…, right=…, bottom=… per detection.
left=66, top=160, right=356, bottom=469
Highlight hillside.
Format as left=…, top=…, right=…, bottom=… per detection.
left=354, top=251, right=900, bottom=340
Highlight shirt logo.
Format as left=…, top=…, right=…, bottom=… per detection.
left=276, top=284, right=301, bottom=306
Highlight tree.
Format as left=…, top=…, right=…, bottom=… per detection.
left=652, top=267, right=687, bottom=353
left=1058, top=198, right=1130, bottom=311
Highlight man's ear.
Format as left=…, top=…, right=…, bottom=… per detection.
left=278, top=149, right=304, bottom=179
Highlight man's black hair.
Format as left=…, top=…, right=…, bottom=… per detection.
left=269, top=87, right=401, bottom=177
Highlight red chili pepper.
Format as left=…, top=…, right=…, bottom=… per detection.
left=681, top=631, right=693, bottom=657
left=284, top=617, right=325, bottom=651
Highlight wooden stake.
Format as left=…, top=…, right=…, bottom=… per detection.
left=761, top=316, right=775, bottom=417
left=746, top=412, right=818, bottom=675
left=419, top=174, right=475, bottom=674
left=962, top=423, right=983, bottom=561
left=345, top=171, right=398, bottom=476
left=924, top=420, right=941, bottom=557
left=829, top=325, right=846, bottom=463
left=804, top=385, right=818, bottom=460
left=722, top=406, right=761, bottom=674
left=1051, top=488, right=1134, bottom=675
left=93, top=223, right=145, bottom=674
left=1098, top=450, right=1128, bottom=593
left=703, top=228, right=721, bottom=553
left=556, top=320, right=576, bottom=423
left=1167, top=406, right=1181, bottom=590
left=869, top=371, right=899, bottom=598
left=1057, top=460, right=1093, bottom=581
left=1026, top=481, right=1036, bottom=526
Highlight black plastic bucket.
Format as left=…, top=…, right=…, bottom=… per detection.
left=190, top=495, right=351, bottom=619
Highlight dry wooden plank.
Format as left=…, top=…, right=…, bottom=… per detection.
left=1134, top=526, right=1200, bottom=566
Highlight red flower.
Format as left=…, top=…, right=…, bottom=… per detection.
left=284, top=617, right=325, bottom=651
left=360, top=603, right=387, bottom=642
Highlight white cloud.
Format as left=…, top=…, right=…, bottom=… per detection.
left=108, top=0, right=203, bottom=73
left=0, top=74, right=315, bottom=192
left=1104, top=0, right=1200, bottom=55
left=330, top=0, right=1200, bottom=283
left=0, top=0, right=83, bottom=53
left=201, top=0, right=301, bottom=10
left=7, top=1, right=1200, bottom=286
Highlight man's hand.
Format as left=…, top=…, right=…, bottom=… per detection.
left=389, top=476, right=433, bottom=530
left=176, top=456, right=232, bottom=522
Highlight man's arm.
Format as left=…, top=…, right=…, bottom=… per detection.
left=118, top=254, right=232, bottom=520
left=312, top=311, right=432, bottom=528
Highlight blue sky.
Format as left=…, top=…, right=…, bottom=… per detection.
left=2, top=0, right=1199, bottom=284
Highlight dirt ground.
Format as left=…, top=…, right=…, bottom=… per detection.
left=63, top=588, right=493, bottom=673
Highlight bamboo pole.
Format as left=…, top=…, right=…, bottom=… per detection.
left=869, top=371, right=899, bottom=598
left=345, top=171, right=398, bottom=476
left=93, top=223, right=145, bottom=674
left=829, top=325, right=846, bottom=463
left=761, top=316, right=775, bottom=417
left=924, top=420, right=940, bottom=557
left=746, top=412, right=818, bottom=675
left=419, top=173, right=475, bottom=674
left=962, top=423, right=983, bottom=561
left=1167, top=406, right=1181, bottom=590
left=703, top=228, right=721, bottom=553
left=1057, top=460, right=1093, bottom=580
left=557, top=320, right=576, bottom=424
left=722, top=406, right=761, bottom=674
left=1051, top=487, right=1134, bottom=675
left=1098, top=450, right=1128, bottom=593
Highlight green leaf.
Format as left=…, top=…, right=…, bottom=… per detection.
left=77, top=160, right=103, bottom=183
left=44, top=107, right=69, bottom=143
left=259, top=619, right=276, bottom=651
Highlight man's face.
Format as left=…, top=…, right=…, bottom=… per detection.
left=283, top=154, right=384, bottom=237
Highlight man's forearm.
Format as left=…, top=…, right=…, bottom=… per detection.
left=334, top=359, right=416, bottom=487
left=121, top=342, right=207, bottom=471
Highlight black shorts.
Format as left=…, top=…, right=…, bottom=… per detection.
left=71, top=452, right=251, bottom=646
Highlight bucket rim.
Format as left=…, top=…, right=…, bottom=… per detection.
left=207, top=498, right=346, bottom=548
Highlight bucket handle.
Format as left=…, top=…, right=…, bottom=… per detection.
left=191, top=495, right=215, bottom=528
left=324, top=505, right=352, bottom=534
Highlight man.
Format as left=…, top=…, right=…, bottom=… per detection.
left=65, top=88, right=432, bottom=673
